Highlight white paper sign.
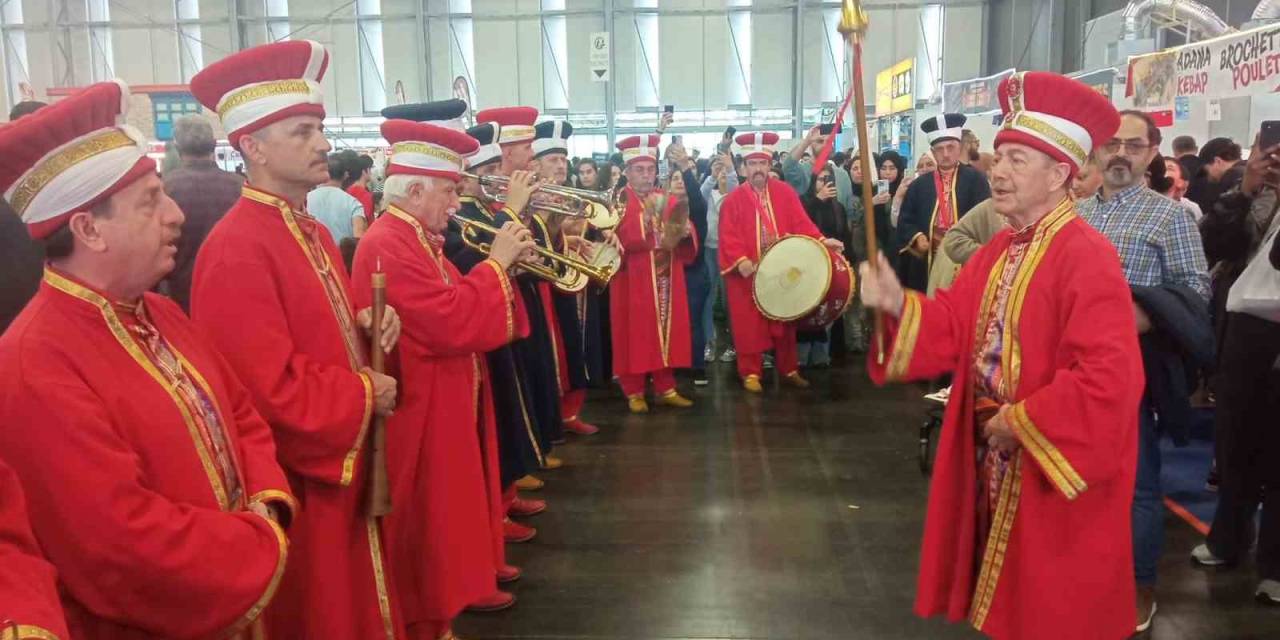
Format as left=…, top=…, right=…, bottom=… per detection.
left=1207, top=99, right=1222, bottom=121
left=589, top=32, right=610, bottom=83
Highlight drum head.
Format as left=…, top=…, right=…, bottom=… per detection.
left=752, top=235, right=833, bottom=322
left=591, top=243, right=621, bottom=270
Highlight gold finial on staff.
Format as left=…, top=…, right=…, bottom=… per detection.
left=838, top=0, right=869, bottom=40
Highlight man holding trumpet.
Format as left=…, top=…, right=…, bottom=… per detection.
left=610, top=134, right=698, bottom=413
left=353, top=116, right=536, bottom=640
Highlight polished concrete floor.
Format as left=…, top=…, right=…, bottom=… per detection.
left=455, top=357, right=1280, bottom=640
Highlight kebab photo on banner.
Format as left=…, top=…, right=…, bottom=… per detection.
left=811, top=0, right=882, bottom=363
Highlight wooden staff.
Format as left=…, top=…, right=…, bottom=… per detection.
left=840, top=0, right=885, bottom=364
left=366, top=258, right=393, bottom=517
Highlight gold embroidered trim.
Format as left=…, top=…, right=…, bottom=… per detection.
left=366, top=518, right=396, bottom=640
left=1008, top=402, right=1088, bottom=500
left=391, top=142, right=461, bottom=168
left=249, top=489, right=301, bottom=520
left=219, top=517, right=288, bottom=639
left=1000, top=199, right=1075, bottom=397
left=1003, top=113, right=1087, bottom=166
left=0, top=625, right=60, bottom=640
left=218, top=80, right=313, bottom=119
left=10, top=129, right=136, bottom=216
left=497, top=125, right=535, bottom=143
left=969, top=457, right=1023, bottom=630
left=483, top=258, right=516, bottom=342
left=42, top=269, right=231, bottom=510
left=341, top=371, right=375, bottom=487
left=884, top=291, right=923, bottom=381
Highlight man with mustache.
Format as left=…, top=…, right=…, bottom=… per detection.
left=894, top=113, right=991, bottom=294
left=718, top=132, right=844, bottom=393
left=861, top=71, right=1143, bottom=639
left=0, top=80, right=294, bottom=638
left=1076, top=109, right=1210, bottom=632
left=189, top=41, right=406, bottom=639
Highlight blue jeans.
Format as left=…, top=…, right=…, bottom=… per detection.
left=704, top=248, right=722, bottom=352
left=685, top=258, right=710, bottom=370
left=1132, top=401, right=1162, bottom=587
left=796, top=328, right=831, bottom=366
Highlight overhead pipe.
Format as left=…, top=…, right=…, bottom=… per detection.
left=1252, top=0, right=1280, bottom=22
left=1122, top=0, right=1233, bottom=41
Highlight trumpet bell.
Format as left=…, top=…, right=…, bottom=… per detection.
left=584, top=201, right=621, bottom=230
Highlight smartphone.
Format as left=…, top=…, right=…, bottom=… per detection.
left=663, top=104, right=674, bottom=114
left=1261, top=120, right=1280, bottom=151
left=876, top=179, right=890, bottom=194
left=725, top=125, right=737, bottom=139
left=819, top=123, right=839, bottom=135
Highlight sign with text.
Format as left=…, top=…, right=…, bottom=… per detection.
left=942, top=69, right=1015, bottom=115
left=1069, top=67, right=1119, bottom=100
left=589, top=32, right=610, bottom=82
left=1126, top=24, right=1280, bottom=108
left=875, top=58, right=915, bottom=115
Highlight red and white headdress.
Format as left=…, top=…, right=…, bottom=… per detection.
left=382, top=119, right=480, bottom=183
left=190, top=40, right=329, bottom=149
left=615, top=135, right=660, bottom=166
left=0, top=80, right=154, bottom=240
left=735, top=132, right=779, bottom=162
left=475, top=106, right=538, bottom=145
left=995, top=71, right=1120, bottom=175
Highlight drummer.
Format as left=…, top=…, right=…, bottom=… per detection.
left=718, top=132, right=846, bottom=393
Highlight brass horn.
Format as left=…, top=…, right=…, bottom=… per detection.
left=461, top=172, right=621, bottom=230
left=450, top=214, right=616, bottom=292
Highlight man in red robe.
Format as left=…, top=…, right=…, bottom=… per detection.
left=352, top=117, right=536, bottom=640
left=0, top=80, right=293, bottom=639
left=1, top=459, right=68, bottom=640
left=859, top=71, right=1142, bottom=640
left=610, top=135, right=697, bottom=413
left=189, top=41, right=406, bottom=639
left=718, top=132, right=845, bottom=393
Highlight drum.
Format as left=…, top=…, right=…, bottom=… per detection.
left=751, top=235, right=856, bottom=331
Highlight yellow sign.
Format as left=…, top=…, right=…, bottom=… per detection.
left=875, top=58, right=914, bottom=115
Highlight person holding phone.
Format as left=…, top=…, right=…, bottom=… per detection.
left=1189, top=131, right=1280, bottom=606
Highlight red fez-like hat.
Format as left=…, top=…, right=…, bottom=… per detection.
left=735, top=132, right=779, bottom=162
left=995, top=71, right=1120, bottom=175
left=475, top=106, right=538, bottom=145
left=615, top=134, right=661, bottom=166
left=190, top=40, right=329, bottom=149
left=0, top=80, right=155, bottom=240
left=382, top=119, right=479, bottom=182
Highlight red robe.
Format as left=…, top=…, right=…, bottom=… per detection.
left=869, top=200, right=1142, bottom=640
left=717, top=179, right=822, bottom=354
left=0, top=459, right=69, bottom=640
left=609, top=186, right=698, bottom=376
left=351, top=207, right=528, bottom=626
left=0, top=270, right=293, bottom=639
left=191, top=186, right=403, bottom=639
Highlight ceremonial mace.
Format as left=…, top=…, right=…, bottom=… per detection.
left=837, top=0, right=885, bottom=364
left=367, top=259, right=393, bottom=517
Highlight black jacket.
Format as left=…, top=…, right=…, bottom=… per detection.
left=1133, top=284, right=1215, bottom=445
left=0, top=203, right=42, bottom=334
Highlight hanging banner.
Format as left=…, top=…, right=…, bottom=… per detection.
left=1069, top=67, right=1119, bottom=100
left=942, top=68, right=1015, bottom=115
left=1126, top=23, right=1280, bottom=108
left=875, top=58, right=915, bottom=115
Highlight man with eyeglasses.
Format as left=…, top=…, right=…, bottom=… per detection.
left=1077, top=109, right=1210, bottom=633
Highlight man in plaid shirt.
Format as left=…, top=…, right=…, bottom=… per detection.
left=1077, top=109, right=1210, bottom=632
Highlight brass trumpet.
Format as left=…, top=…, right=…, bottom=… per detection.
left=462, top=172, right=622, bottom=230
left=450, top=214, right=616, bottom=293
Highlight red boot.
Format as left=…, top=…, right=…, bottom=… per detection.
left=564, top=418, right=600, bottom=435
left=496, top=564, right=522, bottom=584
left=509, top=497, right=546, bottom=517
left=465, top=590, right=516, bottom=613
left=503, top=518, right=537, bottom=543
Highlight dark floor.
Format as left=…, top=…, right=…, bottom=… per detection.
left=455, top=358, right=1280, bottom=640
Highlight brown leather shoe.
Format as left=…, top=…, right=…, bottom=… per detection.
left=784, top=372, right=811, bottom=388
left=514, top=474, right=544, bottom=491
left=541, top=456, right=564, bottom=470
